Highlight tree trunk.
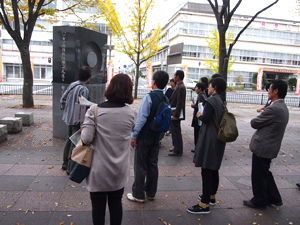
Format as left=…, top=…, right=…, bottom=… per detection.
left=19, top=44, right=34, bottom=108
left=134, top=63, right=140, bottom=99
left=218, top=28, right=227, bottom=81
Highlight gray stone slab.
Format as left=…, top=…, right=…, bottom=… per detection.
left=15, top=112, right=34, bottom=126
left=38, top=164, right=67, bottom=176
left=0, top=150, right=25, bottom=164
left=224, top=208, right=276, bottom=225
left=0, top=191, right=23, bottom=211
left=26, top=176, right=69, bottom=192
left=0, top=117, right=22, bottom=134
left=217, top=189, right=249, bottom=209
left=170, top=176, right=201, bottom=191
left=17, top=152, right=54, bottom=164
left=156, top=177, right=173, bottom=191
left=279, top=188, right=300, bottom=207
left=11, top=191, right=62, bottom=211
left=158, top=154, right=187, bottom=166
left=64, top=180, right=87, bottom=191
left=226, top=176, right=253, bottom=190
left=0, top=176, right=35, bottom=191
left=5, top=164, right=45, bottom=176
left=264, top=206, right=300, bottom=224
left=142, top=210, right=189, bottom=225
left=0, top=212, right=5, bottom=223
left=0, top=125, right=7, bottom=143
left=0, top=211, right=53, bottom=225
left=122, top=211, right=144, bottom=225
left=49, top=211, right=93, bottom=225
left=184, top=208, right=233, bottom=225
left=55, top=191, right=91, bottom=211
left=0, top=164, right=14, bottom=175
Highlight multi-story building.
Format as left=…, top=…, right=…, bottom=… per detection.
left=145, top=2, right=300, bottom=86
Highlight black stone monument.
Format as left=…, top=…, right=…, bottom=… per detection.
left=52, top=26, right=107, bottom=139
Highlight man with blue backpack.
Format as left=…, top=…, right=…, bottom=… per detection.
left=127, top=70, right=171, bottom=203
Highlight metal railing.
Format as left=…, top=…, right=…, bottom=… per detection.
left=1, top=84, right=300, bottom=107
left=0, top=84, right=53, bottom=95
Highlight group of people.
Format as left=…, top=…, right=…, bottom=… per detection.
left=60, top=66, right=291, bottom=224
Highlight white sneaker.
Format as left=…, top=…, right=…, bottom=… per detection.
left=127, top=193, right=145, bottom=203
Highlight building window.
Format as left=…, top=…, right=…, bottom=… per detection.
left=6, top=64, right=23, bottom=78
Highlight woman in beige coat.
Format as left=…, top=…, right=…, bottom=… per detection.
left=81, top=74, right=137, bottom=225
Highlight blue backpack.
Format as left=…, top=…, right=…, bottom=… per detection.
left=149, top=92, right=172, bottom=132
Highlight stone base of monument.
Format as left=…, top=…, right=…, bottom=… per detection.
left=0, top=117, right=22, bottom=134
left=15, top=112, right=34, bottom=126
left=0, top=125, right=8, bottom=143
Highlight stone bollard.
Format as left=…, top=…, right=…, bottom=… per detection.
left=0, top=117, right=22, bottom=134
left=0, top=124, right=8, bottom=143
left=15, top=112, right=34, bottom=126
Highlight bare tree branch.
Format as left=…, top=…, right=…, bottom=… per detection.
left=228, top=0, right=279, bottom=57
left=228, top=0, right=242, bottom=20
left=207, top=0, right=218, bottom=18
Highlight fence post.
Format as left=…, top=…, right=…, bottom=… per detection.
left=298, top=97, right=300, bottom=107
left=261, top=94, right=263, bottom=105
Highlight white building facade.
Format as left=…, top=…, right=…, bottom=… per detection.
left=0, top=3, right=113, bottom=83
left=145, top=2, right=300, bottom=86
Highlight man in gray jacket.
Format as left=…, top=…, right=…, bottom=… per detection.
left=243, top=80, right=289, bottom=209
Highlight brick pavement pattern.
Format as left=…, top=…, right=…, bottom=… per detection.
left=0, top=95, right=299, bottom=225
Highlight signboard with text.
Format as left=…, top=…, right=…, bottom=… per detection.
left=146, top=63, right=153, bottom=88
left=295, top=71, right=300, bottom=95
left=257, top=67, right=263, bottom=91
left=182, top=65, right=188, bottom=89
left=107, top=60, right=113, bottom=86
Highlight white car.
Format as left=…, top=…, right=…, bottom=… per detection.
left=186, top=78, right=196, bottom=89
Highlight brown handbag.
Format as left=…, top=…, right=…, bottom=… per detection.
left=69, top=105, right=98, bottom=183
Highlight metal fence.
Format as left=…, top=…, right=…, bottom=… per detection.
left=1, top=84, right=300, bottom=107
left=0, top=84, right=53, bottom=95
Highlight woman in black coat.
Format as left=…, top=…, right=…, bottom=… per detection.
left=187, top=77, right=227, bottom=214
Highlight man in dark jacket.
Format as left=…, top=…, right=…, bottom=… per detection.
left=168, top=70, right=186, bottom=156
left=127, top=70, right=169, bottom=203
left=243, top=80, right=289, bottom=209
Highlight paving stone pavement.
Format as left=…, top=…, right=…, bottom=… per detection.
left=0, top=95, right=299, bottom=225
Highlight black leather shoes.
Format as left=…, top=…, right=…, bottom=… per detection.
left=296, top=183, right=300, bottom=188
left=191, top=148, right=195, bottom=153
left=268, top=201, right=283, bottom=206
left=243, top=200, right=266, bottom=210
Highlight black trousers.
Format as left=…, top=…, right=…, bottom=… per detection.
left=132, top=138, right=159, bottom=199
left=90, top=188, right=124, bottom=225
left=251, top=153, right=282, bottom=206
left=201, top=168, right=219, bottom=204
left=171, top=120, right=183, bottom=154
left=63, top=124, right=80, bottom=167
left=193, top=125, right=200, bottom=147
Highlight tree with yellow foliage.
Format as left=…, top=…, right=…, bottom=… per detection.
left=203, top=28, right=235, bottom=74
left=98, top=0, right=161, bottom=99
left=0, top=0, right=98, bottom=108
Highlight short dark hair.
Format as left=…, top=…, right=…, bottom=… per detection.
left=200, top=77, right=208, bottom=89
left=270, top=80, right=287, bottom=99
left=211, top=77, right=227, bottom=94
left=265, top=81, right=273, bottom=92
left=78, top=66, right=92, bottom=81
left=104, top=74, right=134, bottom=104
left=195, top=82, right=206, bottom=91
left=175, top=70, right=184, bottom=80
left=153, top=70, right=169, bottom=89
left=170, top=78, right=175, bottom=84
left=210, top=73, right=223, bottom=83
